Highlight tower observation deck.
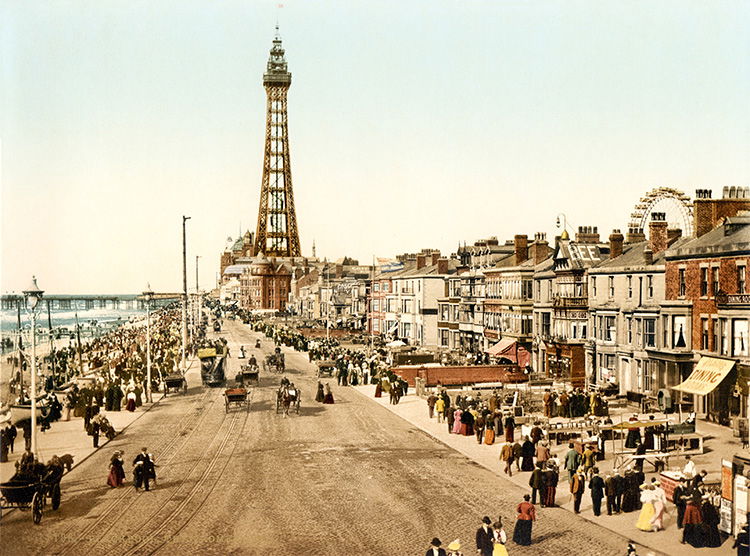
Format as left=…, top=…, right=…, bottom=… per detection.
left=253, top=27, right=301, bottom=258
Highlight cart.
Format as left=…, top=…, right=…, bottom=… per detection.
left=316, top=359, right=336, bottom=378
left=240, top=364, right=260, bottom=386
left=263, top=353, right=285, bottom=374
left=224, top=388, right=250, bottom=413
left=164, top=373, right=188, bottom=395
left=0, top=466, right=63, bottom=523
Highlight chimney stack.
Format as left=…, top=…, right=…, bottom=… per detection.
left=514, top=234, right=528, bottom=265
left=694, top=187, right=750, bottom=238
left=643, top=247, right=654, bottom=265
left=667, top=227, right=682, bottom=246
left=649, top=212, right=668, bottom=254
left=625, top=227, right=646, bottom=244
left=575, top=225, right=600, bottom=244
left=430, top=251, right=440, bottom=266
left=529, top=232, right=550, bottom=264
left=437, top=258, right=449, bottom=275
left=416, top=254, right=427, bottom=270
left=609, top=229, right=624, bottom=259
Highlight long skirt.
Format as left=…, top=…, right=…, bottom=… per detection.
left=650, top=500, right=665, bottom=530
left=452, top=420, right=463, bottom=435
left=315, top=387, right=325, bottom=403
left=544, top=486, right=557, bottom=507
left=625, top=429, right=640, bottom=448
left=107, top=465, right=125, bottom=488
left=125, top=399, right=136, bottom=412
left=484, top=429, right=495, bottom=445
left=374, top=383, right=382, bottom=398
left=492, top=542, right=508, bottom=556
left=505, top=427, right=514, bottom=442
left=521, top=456, right=535, bottom=472
left=512, top=519, right=533, bottom=546
left=463, top=424, right=474, bottom=436
left=323, top=393, right=334, bottom=404
left=636, top=502, right=656, bottom=531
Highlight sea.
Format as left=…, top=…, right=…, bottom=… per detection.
left=1, top=296, right=146, bottom=352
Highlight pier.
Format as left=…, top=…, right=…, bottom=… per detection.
left=1, top=293, right=181, bottom=311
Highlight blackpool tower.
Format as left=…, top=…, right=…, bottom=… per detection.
left=253, top=27, right=301, bottom=258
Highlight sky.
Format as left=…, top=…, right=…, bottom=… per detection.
left=1, top=0, right=748, bottom=294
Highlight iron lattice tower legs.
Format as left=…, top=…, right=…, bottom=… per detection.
left=254, top=31, right=300, bottom=258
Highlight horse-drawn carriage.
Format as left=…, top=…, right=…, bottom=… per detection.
left=276, top=378, right=300, bottom=416
left=0, top=462, right=63, bottom=523
left=316, top=359, right=336, bottom=378
left=224, top=387, right=251, bottom=413
left=163, top=372, right=188, bottom=395
left=238, top=364, right=259, bottom=386
left=263, top=353, right=285, bottom=374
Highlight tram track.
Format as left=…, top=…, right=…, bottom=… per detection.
left=49, top=388, right=217, bottom=556
left=121, top=406, right=250, bottom=556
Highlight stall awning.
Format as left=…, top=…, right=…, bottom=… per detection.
left=485, top=338, right=513, bottom=355
left=672, top=356, right=736, bottom=396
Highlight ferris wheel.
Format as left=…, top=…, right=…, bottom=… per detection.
left=629, top=187, right=693, bottom=237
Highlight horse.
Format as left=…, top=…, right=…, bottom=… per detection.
left=277, top=382, right=300, bottom=417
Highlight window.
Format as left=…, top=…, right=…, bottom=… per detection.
left=647, top=275, right=653, bottom=298
left=712, top=267, right=720, bottom=296
left=645, top=318, right=656, bottom=348
left=402, top=322, right=411, bottom=339
left=636, top=318, right=642, bottom=347
left=592, top=277, right=597, bottom=297
left=608, top=276, right=615, bottom=297
left=712, top=319, right=719, bottom=352
left=383, top=283, right=390, bottom=292
left=700, top=268, right=708, bottom=296
left=372, top=300, right=380, bottom=312
left=733, top=319, right=748, bottom=356
left=701, top=319, right=709, bottom=350
left=440, top=329, right=449, bottom=346
left=739, top=266, right=746, bottom=294
left=542, top=313, right=551, bottom=337
left=605, top=316, right=616, bottom=342
left=673, top=316, right=687, bottom=348
left=627, top=276, right=633, bottom=298
left=720, top=318, right=728, bottom=355
left=679, top=269, right=686, bottom=297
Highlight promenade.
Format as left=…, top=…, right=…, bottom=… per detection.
left=0, top=355, right=197, bottom=485
left=352, top=383, right=739, bottom=556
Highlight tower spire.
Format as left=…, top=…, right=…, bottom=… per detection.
left=253, top=28, right=300, bottom=258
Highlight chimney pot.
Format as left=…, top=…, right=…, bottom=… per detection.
left=437, top=258, right=449, bottom=275
left=609, top=230, right=624, bottom=259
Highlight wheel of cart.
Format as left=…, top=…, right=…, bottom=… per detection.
left=0, top=473, right=58, bottom=524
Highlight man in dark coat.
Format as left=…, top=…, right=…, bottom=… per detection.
left=529, top=461, right=546, bottom=505
left=133, top=447, right=154, bottom=491
left=475, top=516, right=494, bottom=556
left=672, top=477, right=688, bottom=528
left=570, top=468, right=586, bottom=514
left=589, top=467, right=605, bottom=516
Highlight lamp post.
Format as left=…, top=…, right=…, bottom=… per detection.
left=22, top=276, right=43, bottom=457
left=195, top=255, right=201, bottom=336
left=182, top=215, right=191, bottom=370
left=143, top=283, right=154, bottom=403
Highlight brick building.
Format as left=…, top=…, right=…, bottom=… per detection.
left=664, top=211, right=750, bottom=425
left=240, top=254, right=292, bottom=312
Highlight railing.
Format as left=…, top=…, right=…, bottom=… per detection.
left=552, top=295, right=587, bottom=308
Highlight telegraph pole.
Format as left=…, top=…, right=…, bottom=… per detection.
left=182, top=215, right=191, bottom=371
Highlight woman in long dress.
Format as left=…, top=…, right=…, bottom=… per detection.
left=512, top=494, right=536, bottom=546
left=650, top=482, right=668, bottom=531
left=452, top=409, right=464, bottom=435
left=107, top=451, right=125, bottom=488
left=323, top=383, right=335, bottom=404
left=125, top=391, right=136, bottom=412
left=682, top=489, right=704, bottom=547
left=699, top=497, right=722, bottom=548
left=315, top=381, right=325, bottom=403
left=492, top=518, right=509, bottom=556
left=520, top=437, right=535, bottom=472
left=635, top=485, right=656, bottom=531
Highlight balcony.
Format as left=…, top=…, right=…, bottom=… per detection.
left=716, top=293, right=750, bottom=306
left=552, top=295, right=587, bottom=308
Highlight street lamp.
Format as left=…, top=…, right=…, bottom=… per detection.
left=143, top=283, right=154, bottom=403
left=22, top=276, right=43, bottom=457
left=182, top=216, right=191, bottom=371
